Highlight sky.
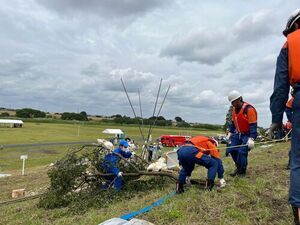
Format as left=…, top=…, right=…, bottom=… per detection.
left=0, top=0, right=299, bottom=127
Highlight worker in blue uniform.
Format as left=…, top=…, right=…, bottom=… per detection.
left=176, top=141, right=218, bottom=193
left=102, top=140, right=133, bottom=191
left=269, top=9, right=300, bottom=225
left=226, top=91, right=258, bottom=177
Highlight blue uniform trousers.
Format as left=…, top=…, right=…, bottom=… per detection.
left=227, top=133, right=249, bottom=169
left=212, top=156, right=224, bottom=179
left=289, top=90, right=300, bottom=207
left=177, top=147, right=218, bottom=183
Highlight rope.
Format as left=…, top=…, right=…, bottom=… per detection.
left=120, top=191, right=176, bottom=220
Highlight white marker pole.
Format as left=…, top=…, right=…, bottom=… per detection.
left=20, top=155, right=28, bottom=175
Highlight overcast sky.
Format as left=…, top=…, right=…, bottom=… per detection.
left=0, top=0, right=298, bottom=127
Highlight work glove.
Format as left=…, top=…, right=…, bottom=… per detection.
left=247, top=138, right=255, bottom=150
left=131, top=151, right=136, bottom=157
left=226, top=132, right=232, bottom=144
left=117, top=172, right=123, bottom=177
left=185, top=176, right=191, bottom=185
left=268, top=123, right=282, bottom=139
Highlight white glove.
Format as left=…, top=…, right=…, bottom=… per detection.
left=185, top=176, right=191, bottom=185
left=219, top=178, right=226, bottom=188
left=226, top=132, right=232, bottom=140
left=117, top=172, right=123, bottom=177
left=247, top=138, right=255, bottom=149
left=131, top=151, right=136, bottom=156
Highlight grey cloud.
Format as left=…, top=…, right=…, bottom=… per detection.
left=232, top=11, right=278, bottom=42
left=37, top=0, right=170, bottom=19
left=161, top=10, right=280, bottom=66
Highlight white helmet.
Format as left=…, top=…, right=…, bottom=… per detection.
left=228, top=90, right=242, bottom=103
left=283, top=9, right=300, bottom=36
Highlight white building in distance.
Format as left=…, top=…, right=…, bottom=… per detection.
left=0, top=119, right=23, bottom=128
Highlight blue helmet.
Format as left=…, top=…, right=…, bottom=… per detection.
left=119, top=140, right=129, bottom=147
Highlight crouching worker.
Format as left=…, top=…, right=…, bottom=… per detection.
left=176, top=141, right=218, bottom=193
left=102, top=140, right=134, bottom=191
left=190, top=136, right=226, bottom=188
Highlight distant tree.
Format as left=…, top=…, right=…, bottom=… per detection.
left=224, top=106, right=233, bottom=132
left=111, top=114, right=122, bottom=118
left=176, top=121, right=191, bottom=127
left=61, top=112, right=88, bottom=121
left=174, top=116, right=183, bottom=122
left=16, top=108, right=46, bottom=118
left=0, top=112, right=10, bottom=117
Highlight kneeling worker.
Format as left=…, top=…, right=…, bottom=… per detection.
left=102, top=140, right=134, bottom=191
left=176, top=141, right=218, bottom=193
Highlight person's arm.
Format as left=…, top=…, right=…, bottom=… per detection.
left=270, top=45, right=290, bottom=124
left=247, top=107, right=258, bottom=139
left=121, top=149, right=132, bottom=158
left=228, top=121, right=236, bottom=133
left=285, top=107, right=293, bottom=122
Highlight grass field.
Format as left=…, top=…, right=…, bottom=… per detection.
left=0, top=122, right=293, bottom=225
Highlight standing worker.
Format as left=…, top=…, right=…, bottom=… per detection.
left=226, top=90, right=257, bottom=177
left=102, top=140, right=134, bottom=191
left=269, top=9, right=300, bottom=225
left=176, top=141, right=218, bottom=193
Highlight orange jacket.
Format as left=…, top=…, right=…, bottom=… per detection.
left=190, top=136, right=221, bottom=159
left=287, top=29, right=300, bottom=85
left=232, top=102, right=257, bottom=134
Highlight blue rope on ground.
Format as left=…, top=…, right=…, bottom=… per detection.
left=120, top=191, right=176, bottom=220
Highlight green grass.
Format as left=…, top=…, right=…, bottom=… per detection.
left=0, top=122, right=294, bottom=224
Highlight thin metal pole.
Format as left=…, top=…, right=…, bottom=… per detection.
left=120, top=78, right=145, bottom=142
left=146, top=78, right=162, bottom=142
left=147, top=85, right=171, bottom=141
left=138, top=88, right=144, bottom=133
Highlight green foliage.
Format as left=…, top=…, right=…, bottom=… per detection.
left=224, top=106, right=233, bottom=132
left=111, top=115, right=172, bottom=126
left=61, top=111, right=88, bottom=121
left=174, top=116, right=183, bottom=122
left=16, top=108, right=46, bottom=118
left=0, top=112, right=10, bottom=117
left=191, top=123, right=223, bottom=130
left=176, top=121, right=191, bottom=127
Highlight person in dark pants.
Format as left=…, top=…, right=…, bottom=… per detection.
left=176, top=142, right=218, bottom=193
left=226, top=90, right=258, bottom=177
left=269, top=9, right=300, bottom=224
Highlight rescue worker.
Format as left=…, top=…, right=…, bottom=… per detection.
left=190, top=135, right=226, bottom=188
left=176, top=141, right=218, bottom=193
left=148, top=143, right=154, bottom=162
left=269, top=9, right=300, bottom=224
left=102, top=140, right=134, bottom=191
left=226, top=90, right=258, bottom=177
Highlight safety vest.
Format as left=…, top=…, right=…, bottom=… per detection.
left=232, top=102, right=256, bottom=134
left=190, top=136, right=220, bottom=159
left=287, top=29, right=300, bottom=85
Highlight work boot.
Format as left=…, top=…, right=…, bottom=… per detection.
left=176, top=182, right=184, bottom=194
left=292, top=207, right=300, bottom=225
left=238, top=168, right=247, bottom=177
left=230, top=164, right=240, bottom=177
left=205, top=179, right=214, bottom=191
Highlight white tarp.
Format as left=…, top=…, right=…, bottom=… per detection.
left=99, top=218, right=155, bottom=225
left=102, top=129, right=124, bottom=135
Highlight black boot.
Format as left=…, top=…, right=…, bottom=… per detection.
left=176, top=182, right=184, bottom=194
left=292, top=207, right=300, bottom=225
left=205, top=179, right=214, bottom=191
left=230, top=164, right=240, bottom=177
left=238, top=168, right=247, bottom=177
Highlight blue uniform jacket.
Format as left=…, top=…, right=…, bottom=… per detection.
left=103, top=147, right=132, bottom=175
left=270, top=46, right=290, bottom=123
